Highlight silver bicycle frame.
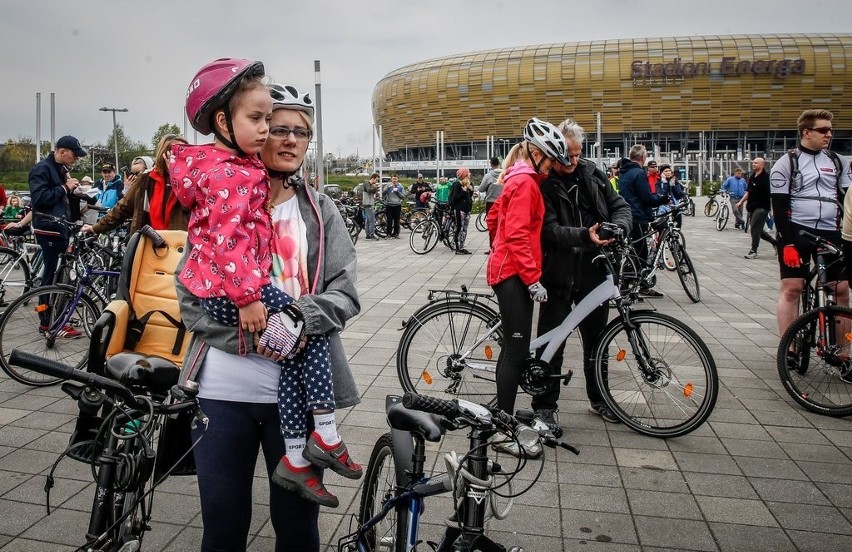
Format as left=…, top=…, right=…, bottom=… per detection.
left=529, top=274, right=620, bottom=362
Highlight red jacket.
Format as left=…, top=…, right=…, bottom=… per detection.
left=486, top=161, right=545, bottom=286
left=170, top=144, right=271, bottom=307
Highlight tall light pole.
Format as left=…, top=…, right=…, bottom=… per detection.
left=99, top=106, right=128, bottom=170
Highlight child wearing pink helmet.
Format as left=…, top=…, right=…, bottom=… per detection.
left=171, top=58, right=361, bottom=508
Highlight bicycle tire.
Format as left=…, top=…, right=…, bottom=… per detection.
left=408, top=210, right=428, bottom=228
left=345, top=216, right=360, bottom=245
left=662, top=241, right=677, bottom=271
left=0, top=246, right=32, bottom=308
left=777, top=305, right=852, bottom=417
left=672, top=241, right=701, bottom=303
left=375, top=212, right=388, bottom=238
left=618, top=251, right=642, bottom=297
left=687, top=198, right=696, bottom=217
left=358, top=433, right=407, bottom=552
left=716, top=205, right=729, bottom=231
left=790, top=283, right=817, bottom=375
left=397, top=300, right=502, bottom=404
left=703, top=199, right=718, bottom=217
left=475, top=211, right=487, bottom=232
left=0, top=285, right=99, bottom=386
left=593, top=311, right=718, bottom=437
left=409, top=220, right=440, bottom=254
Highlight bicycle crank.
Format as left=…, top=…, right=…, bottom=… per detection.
left=520, top=359, right=571, bottom=396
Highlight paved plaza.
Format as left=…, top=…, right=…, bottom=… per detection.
left=2, top=211, right=852, bottom=551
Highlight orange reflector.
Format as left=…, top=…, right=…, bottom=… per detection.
left=422, top=371, right=433, bottom=385
left=845, top=333, right=852, bottom=343
left=484, top=345, right=493, bottom=360
left=616, top=349, right=626, bottom=361
left=35, top=304, right=49, bottom=313
left=684, top=383, right=693, bottom=397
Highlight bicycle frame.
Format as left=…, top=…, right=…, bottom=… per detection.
left=42, top=264, right=120, bottom=341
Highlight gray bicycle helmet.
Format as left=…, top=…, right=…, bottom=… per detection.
left=524, top=117, right=569, bottom=166
left=269, top=83, right=315, bottom=123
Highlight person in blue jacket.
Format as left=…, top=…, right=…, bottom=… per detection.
left=618, top=144, right=669, bottom=297
left=722, top=167, right=748, bottom=230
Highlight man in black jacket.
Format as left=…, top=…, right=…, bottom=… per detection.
left=536, top=119, right=633, bottom=433
left=28, top=135, right=87, bottom=335
left=738, top=157, right=777, bottom=259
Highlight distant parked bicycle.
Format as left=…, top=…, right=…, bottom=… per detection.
left=703, top=188, right=720, bottom=217
left=714, top=191, right=731, bottom=231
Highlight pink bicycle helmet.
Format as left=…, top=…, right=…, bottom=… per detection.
left=185, top=58, right=265, bottom=135
left=456, top=167, right=470, bottom=179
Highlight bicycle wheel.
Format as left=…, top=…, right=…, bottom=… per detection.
left=0, top=285, right=99, bottom=386
left=593, top=311, right=718, bottom=437
left=397, top=301, right=502, bottom=404
left=617, top=251, right=642, bottom=297
left=687, top=198, right=696, bottom=217
left=345, top=216, right=360, bottom=245
left=375, top=212, right=388, bottom=238
left=475, top=211, right=487, bottom=232
left=672, top=241, right=701, bottom=303
left=790, top=283, right=818, bottom=375
left=662, top=241, right=677, bottom=271
left=703, top=199, right=718, bottom=217
left=0, top=247, right=31, bottom=308
left=777, top=306, right=852, bottom=417
left=716, top=205, right=729, bottom=231
left=358, top=433, right=407, bottom=552
left=409, top=220, right=439, bottom=255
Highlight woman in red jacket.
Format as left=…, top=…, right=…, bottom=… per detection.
left=486, top=118, right=570, bottom=433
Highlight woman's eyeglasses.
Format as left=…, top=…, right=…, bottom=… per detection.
left=268, top=126, right=313, bottom=142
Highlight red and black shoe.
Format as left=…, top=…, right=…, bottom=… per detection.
left=271, top=457, right=339, bottom=508
left=302, top=432, right=363, bottom=480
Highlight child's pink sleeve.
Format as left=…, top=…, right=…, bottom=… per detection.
left=169, top=144, right=197, bottom=209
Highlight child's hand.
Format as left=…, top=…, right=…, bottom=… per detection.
left=239, top=301, right=268, bottom=333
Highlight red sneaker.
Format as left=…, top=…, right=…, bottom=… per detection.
left=303, top=432, right=363, bottom=480
left=271, top=457, right=339, bottom=508
left=55, top=325, right=82, bottom=339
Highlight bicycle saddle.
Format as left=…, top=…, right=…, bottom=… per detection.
left=106, top=352, right=179, bottom=396
left=387, top=401, right=445, bottom=442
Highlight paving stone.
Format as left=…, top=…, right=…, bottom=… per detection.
left=633, top=516, right=717, bottom=551
left=709, top=522, right=796, bottom=552
left=766, top=502, right=852, bottom=535
left=695, top=495, right=778, bottom=526
left=682, top=472, right=759, bottom=499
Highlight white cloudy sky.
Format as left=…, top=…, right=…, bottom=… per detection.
left=2, top=0, right=850, bottom=157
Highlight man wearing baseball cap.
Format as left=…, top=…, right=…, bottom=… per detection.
left=27, top=134, right=87, bottom=337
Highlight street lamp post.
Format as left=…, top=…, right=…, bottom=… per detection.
left=99, top=107, right=128, bottom=170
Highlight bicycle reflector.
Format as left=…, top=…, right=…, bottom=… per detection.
left=35, top=304, right=49, bottom=313
left=684, top=383, right=694, bottom=398
left=484, top=345, right=493, bottom=360
left=616, top=349, right=626, bottom=361
left=422, top=371, right=433, bottom=385
left=845, top=333, right=852, bottom=343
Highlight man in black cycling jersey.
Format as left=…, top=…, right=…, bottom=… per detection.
left=536, top=118, right=632, bottom=432
left=770, top=109, right=851, bottom=347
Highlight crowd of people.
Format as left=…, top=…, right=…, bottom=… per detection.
left=14, top=50, right=852, bottom=550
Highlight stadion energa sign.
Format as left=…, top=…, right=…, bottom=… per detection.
left=631, top=56, right=806, bottom=84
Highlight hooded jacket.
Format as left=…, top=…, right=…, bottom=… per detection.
left=478, top=168, right=504, bottom=203
left=177, top=179, right=361, bottom=408
left=618, top=158, right=668, bottom=224
left=486, top=161, right=546, bottom=286
left=169, top=144, right=271, bottom=307
left=540, top=159, right=632, bottom=297
left=93, top=168, right=190, bottom=235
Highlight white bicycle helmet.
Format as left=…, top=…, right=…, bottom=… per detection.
left=269, top=83, right=315, bottom=123
left=524, top=117, right=569, bottom=166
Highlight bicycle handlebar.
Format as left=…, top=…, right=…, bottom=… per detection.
left=798, top=230, right=843, bottom=256
left=10, top=349, right=138, bottom=405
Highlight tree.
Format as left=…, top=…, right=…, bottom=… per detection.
left=151, top=123, right=182, bottom=151
left=104, top=124, right=148, bottom=169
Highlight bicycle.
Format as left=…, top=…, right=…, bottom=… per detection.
left=7, top=348, right=205, bottom=552
left=703, top=188, right=720, bottom=217
left=0, top=231, right=41, bottom=308
left=396, top=231, right=718, bottom=438
left=408, top=201, right=457, bottom=255
left=339, top=392, right=579, bottom=552
left=620, top=202, right=700, bottom=303
left=475, top=210, right=488, bottom=232
left=715, top=191, right=730, bottom=231
left=0, top=215, right=121, bottom=386
left=777, top=230, right=852, bottom=416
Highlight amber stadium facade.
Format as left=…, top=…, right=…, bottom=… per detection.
left=372, top=34, right=851, bottom=172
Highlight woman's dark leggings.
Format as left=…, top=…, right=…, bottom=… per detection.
left=493, top=276, right=534, bottom=414
left=193, top=398, right=320, bottom=552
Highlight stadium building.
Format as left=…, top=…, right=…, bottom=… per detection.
left=372, top=34, right=851, bottom=177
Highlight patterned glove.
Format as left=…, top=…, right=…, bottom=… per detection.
left=528, top=281, right=548, bottom=303
left=782, top=245, right=801, bottom=268
left=257, top=306, right=305, bottom=358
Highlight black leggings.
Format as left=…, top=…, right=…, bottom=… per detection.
left=493, top=275, right=534, bottom=414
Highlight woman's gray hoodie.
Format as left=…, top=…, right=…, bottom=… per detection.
left=176, top=179, right=361, bottom=408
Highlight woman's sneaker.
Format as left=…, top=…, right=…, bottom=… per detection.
left=303, top=432, right=363, bottom=480
left=271, top=457, right=339, bottom=508
left=588, top=403, right=620, bottom=423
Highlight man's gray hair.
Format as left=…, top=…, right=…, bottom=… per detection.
left=628, top=144, right=647, bottom=161
left=557, top=118, right=586, bottom=144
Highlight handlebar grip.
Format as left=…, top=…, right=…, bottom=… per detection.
left=9, top=349, right=136, bottom=404
left=139, top=225, right=166, bottom=249
left=402, top=392, right=459, bottom=418
left=798, top=229, right=818, bottom=241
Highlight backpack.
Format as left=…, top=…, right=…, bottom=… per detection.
left=99, top=188, right=120, bottom=209
left=787, top=149, right=845, bottom=196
